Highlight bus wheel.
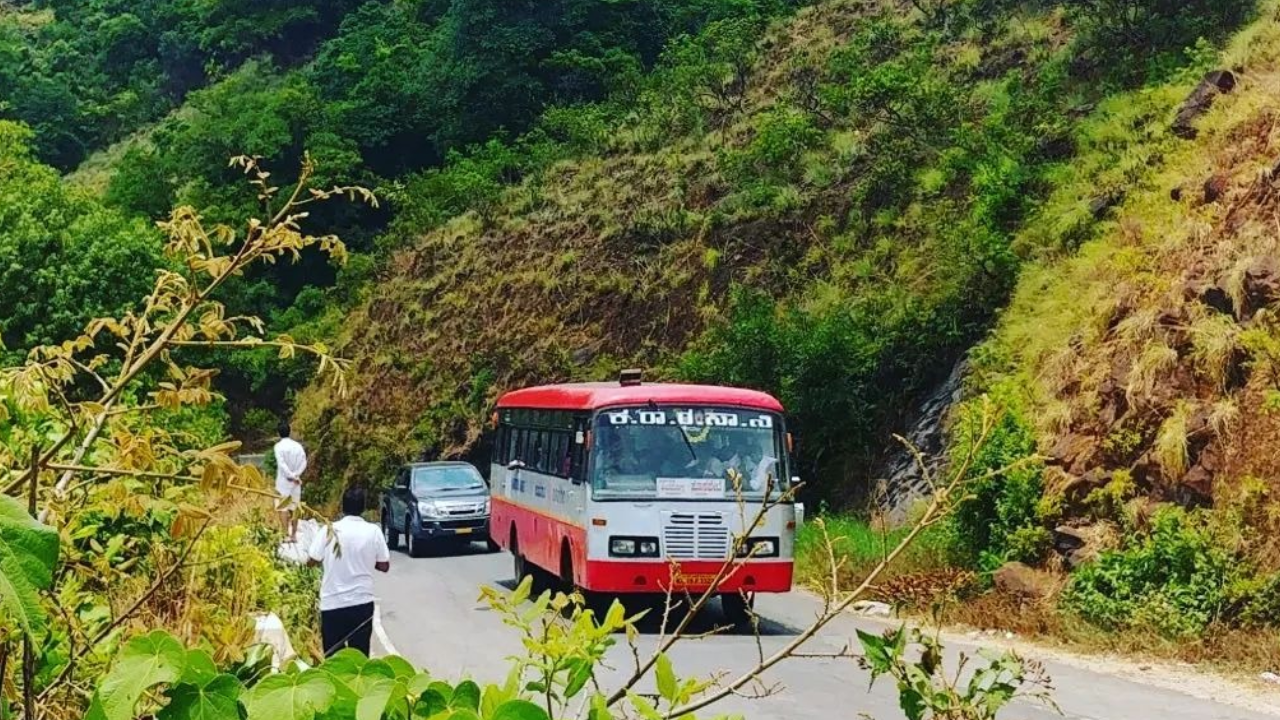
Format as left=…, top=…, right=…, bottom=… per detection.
left=511, top=530, right=527, bottom=583
left=560, top=546, right=610, bottom=620
left=721, top=592, right=756, bottom=630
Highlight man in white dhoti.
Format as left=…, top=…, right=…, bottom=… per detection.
left=273, top=421, right=308, bottom=543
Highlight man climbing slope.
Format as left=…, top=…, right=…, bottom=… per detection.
left=274, top=421, right=307, bottom=543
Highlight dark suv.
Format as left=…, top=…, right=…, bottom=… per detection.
left=381, top=461, right=497, bottom=557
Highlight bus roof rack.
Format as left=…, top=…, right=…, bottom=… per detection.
left=619, top=368, right=643, bottom=387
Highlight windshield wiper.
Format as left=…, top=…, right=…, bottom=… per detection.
left=675, top=424, right=697, bottom=463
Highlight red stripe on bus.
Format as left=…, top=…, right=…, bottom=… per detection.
left=490, top=496, right=587, bottom=583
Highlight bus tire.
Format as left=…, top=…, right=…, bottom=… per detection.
left=511, top=529, right=527, bottom=583
left=560, top=544, right=609, bottom=620
left=721, top=592, right=755, bottom=629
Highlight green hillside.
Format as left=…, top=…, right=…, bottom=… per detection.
left=292, top=0, right=1255, bottom=505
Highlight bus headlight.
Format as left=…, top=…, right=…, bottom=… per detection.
left=737, top=537, right=779, bottom=558
left=609, top=536, right=660, bottom=558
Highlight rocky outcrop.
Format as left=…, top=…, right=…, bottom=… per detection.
left=874, top=358, right=967, bottom=522
left=1172, top=70, right=1236, bottom=140
left=993, top=561, right=1058, bottom=599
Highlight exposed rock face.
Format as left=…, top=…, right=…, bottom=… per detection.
left=993, top=561, right=1058, bottom=599
left=1172, top=70, right=1236, bottom=140
left=874, top=358, right=967, bottom=523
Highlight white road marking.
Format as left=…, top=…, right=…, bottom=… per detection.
left=373, top=601, right=399, bottom=658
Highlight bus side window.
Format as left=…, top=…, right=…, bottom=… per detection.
left=554, top=432, right=570, bottom=478
left=495, top=424, right=508, bottom=464
left=536, top=430, right=551, bottom=473
left=504, top=425, right=516, bottom=464
left=569, top=418, right=587, bottom=484
left=513, top=427, right=527, bottom=464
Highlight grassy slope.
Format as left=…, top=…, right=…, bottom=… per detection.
left=871, top=2, right=1280, bottom=669
left=979, top=3, right=1280, bottom=550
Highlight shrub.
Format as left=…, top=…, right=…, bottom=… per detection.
left=1068, top=0, right=1255, bottom=86
left=1060, top=508, right=1239, bottom=637
left=947, top=398, right=1049, bottom=571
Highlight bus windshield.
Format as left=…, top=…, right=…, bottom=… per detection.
left=590, top=406, right=787, bottom=500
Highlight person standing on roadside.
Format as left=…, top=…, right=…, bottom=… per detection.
left=307, top=486, right=390, bottom=657
left=274, top=421, right=308, bottom=543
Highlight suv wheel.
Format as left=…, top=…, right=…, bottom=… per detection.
left=382, top=509, right=399, bottom=551
left=406, top=516, right=426, bottom=558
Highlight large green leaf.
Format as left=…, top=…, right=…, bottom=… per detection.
left=490, top=700, right=550, bottom=720
left=654, top=653, right=677, bottom=703
left=179, top=649, right=220, bottom=687
left=158, top=674, right=242, bottom=720
left=356, top=677, right=408, bottom=720
left=88, top=630, right=188, bottom=720
left=0, top=494, right=59, bottom=637
left=242, top=669, right=337, bottom=720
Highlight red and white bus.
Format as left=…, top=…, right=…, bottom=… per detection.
left=488, top=371, right=798, bottom=623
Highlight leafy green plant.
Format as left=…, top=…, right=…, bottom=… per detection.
left=0, top=494, right=59, bottom=636
left=1060, top=508, right=1240, bottom=637
left=857, top=625, right=1056, bottom=720
left=84, top=579, right=711, bottom=720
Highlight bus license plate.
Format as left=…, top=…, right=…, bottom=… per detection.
left=454, top=528, right=473, bottom=535
left=673, top=573, right=717, bottom=586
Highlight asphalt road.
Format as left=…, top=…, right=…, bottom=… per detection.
left=372, top=544, right=1278, bottom=720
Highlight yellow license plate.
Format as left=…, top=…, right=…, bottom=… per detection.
left=454, top=528, right=473, bottom=535
left=673, top=573, right=717, bottom=586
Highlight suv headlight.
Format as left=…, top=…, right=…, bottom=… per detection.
left=736, top=537, right=779, bottom=558
left=483, top=498, right=491, bottom=515
left=609, top=536, right=660, bottom=558
left=418, top=500, right=442, bottom=518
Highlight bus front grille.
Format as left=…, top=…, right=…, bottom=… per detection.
left=663, top=512, right=730, bottom=559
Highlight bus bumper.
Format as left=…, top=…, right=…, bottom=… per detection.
left=582, top=559, right=793, bottom=594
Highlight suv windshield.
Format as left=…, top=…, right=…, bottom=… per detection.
left=590, top=406, right=787, bottom=499
left=411, top=465, right=485, bottom=494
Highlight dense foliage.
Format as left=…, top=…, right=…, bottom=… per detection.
left=0, top=121, right=162, bottom=356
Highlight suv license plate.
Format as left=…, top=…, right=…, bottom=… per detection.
left=454, top=528, right=473, bottom=535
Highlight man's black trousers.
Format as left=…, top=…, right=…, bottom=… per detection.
left=321, top=601, right=374, bottom=657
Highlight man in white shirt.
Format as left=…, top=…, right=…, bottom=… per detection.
left=274, top=422, right=308, bottom=543
left=307, top=487, right=391, bottom=657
